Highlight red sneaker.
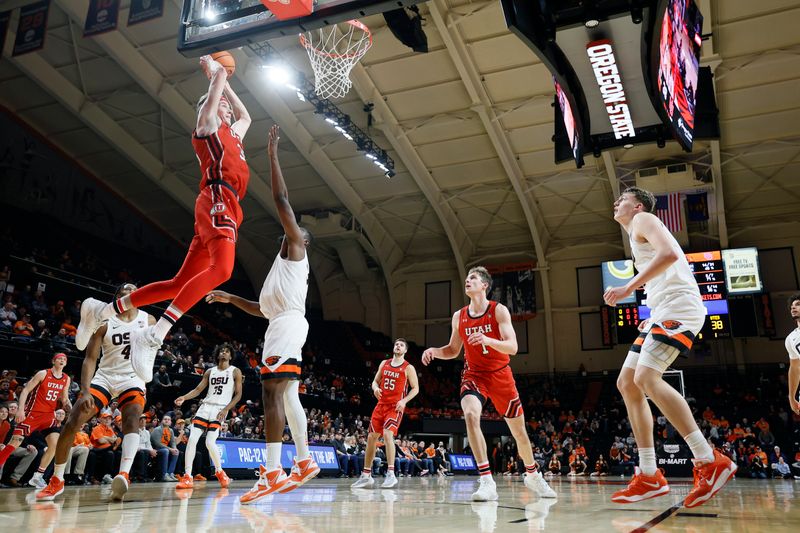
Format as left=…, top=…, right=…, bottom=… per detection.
left=611, top=468, right=669, bottom=504
left=36, top=476, right=65, bottom=501
left=279, top=457, right=321, bottom=493
left=239, top=466, right=291, bottom=505
left=193, top=474, right=207, bottom=481
left=176, top=473, right=194, bottom=490
left=214, top=469, right=230, bottom=488
left=684, top=449, right=737, bottom=508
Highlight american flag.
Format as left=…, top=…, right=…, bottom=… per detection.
left=655, top=193, right=683, bottom=233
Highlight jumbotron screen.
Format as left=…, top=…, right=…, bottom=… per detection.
left=657, top=0, right=703, bottom=150
left=554, top=78, right=580, bottom=164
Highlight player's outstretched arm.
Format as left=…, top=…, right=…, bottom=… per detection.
left=174, top=369, right=211, bottom=406
left=196, top=56, right=228, bottom=137
left=789, top=358, right=800, bottom=414
left=421, top=311, right=464, bottom=365
left=268, top=125, right=306, bottom=261
left=224, top=82, right=251, bottom=139
left=205, top=290, right=263, bottom=318
left=604, top=212, right=679, bottom=306
left=219, top=367, right=244, bottom=422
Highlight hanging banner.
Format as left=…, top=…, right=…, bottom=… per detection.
left=127, top=0, right=164, bottom=26
left=84, top=0, right=120, bottom=37
left=486, top=263, right=537, bottom=320
left=0, top=11, right=10, bottom=57
left=12, top=0, right=50, bottom=56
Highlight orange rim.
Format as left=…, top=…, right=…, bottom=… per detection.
left=299, top=19, right=372, bottom=59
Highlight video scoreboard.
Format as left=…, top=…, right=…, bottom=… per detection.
left=686, top=251, right=725, bottom=301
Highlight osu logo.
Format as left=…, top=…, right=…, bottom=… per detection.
left=662, top=320, right=683, bottom=330
left=265, top=356, right=281, bottom=366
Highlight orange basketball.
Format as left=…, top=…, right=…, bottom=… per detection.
left=211, top=51, right=235, bottom=78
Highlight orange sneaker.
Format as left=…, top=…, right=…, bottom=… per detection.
left=684, top=449, right=737, bottom=508
left=111, top=472, right=130, bottom=501
left=240, top=466, right=291, bottom=505
left=279, top=457, right=321, bottom=493
left=176, top=473, right=194, bottom=490
left=193, top=474, right=207, bottom=481
left=214, top=470, right=231, bottom=488
left=36, top=476, right=65, bottom=501
left=611, top=468, right=669, bottom=504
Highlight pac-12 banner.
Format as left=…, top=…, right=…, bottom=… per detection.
left=449, top=454, right=477, bottom=471
left=486, top=263, right=537, bottom=320
left=215, top=440, right=339, bottom=470
left=12, top=0, right=50, bottom=56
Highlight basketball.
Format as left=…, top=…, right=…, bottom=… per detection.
left=211, top=51, right=235, bottom=78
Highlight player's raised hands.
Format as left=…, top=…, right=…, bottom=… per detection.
left=205, top=290, right=231, bottom=304
left=199, top=55, right=223, bottom=79
left=268, top=124, right=280, bottom=157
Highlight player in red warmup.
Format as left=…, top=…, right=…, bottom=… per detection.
left=352, top=338, right=419, bottom=489
left=0, top=353, right=71, bottom=469
left=422, top=267, right=556, bottom=502
left=74, top=54, right=252, bottom=383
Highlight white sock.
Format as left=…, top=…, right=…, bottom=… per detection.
left=119, top=433, right=139, bottom=475
left=206, top=430, right=222, bottom=472
left=266, top=442, right=282, bottom=471
left=153, top=317, right=173, bottom=342
left=684, top=430, right=714, bottom=463
left=639, top=447, right=657, bottom=476
left=54, top=463, right=66, bottom=479
left=283, top=380, right=310, bottom=460
left=184, top=426, right=203, bottom=477
left=100, top=301, right=118, bottom=320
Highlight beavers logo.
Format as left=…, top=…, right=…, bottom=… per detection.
left=662, top=320, right=683, bottom=330
left=265, top=356, right=281, bottom=366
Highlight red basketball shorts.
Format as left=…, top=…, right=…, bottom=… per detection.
left=369, top=403, right=404, bottom=436
left=460, top=365, right=523, bottom=419
left=13, top=410, right=56, bottom=437
left=194, top=183, right=242, bottom=245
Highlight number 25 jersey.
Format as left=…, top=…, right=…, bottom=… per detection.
left=378, top=360, right=409, bottom=405
left=459, top=300, right=510, bottom=372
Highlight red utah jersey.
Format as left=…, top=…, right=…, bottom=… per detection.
left=378, top=359, right=409, bottom=405
left=459, top=300, right=510, bottom=372
left=193, top=121, right=250, bottom=199
left=26, top=369, right=68, bottom=415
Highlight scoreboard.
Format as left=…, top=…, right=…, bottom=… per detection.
left=685, top=251, right=726, bottom=301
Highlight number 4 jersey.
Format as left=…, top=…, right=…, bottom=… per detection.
left=99, top=310, right=149, bottom=375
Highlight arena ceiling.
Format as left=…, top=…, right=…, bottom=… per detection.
left=1, top=0, right=799, bottom=307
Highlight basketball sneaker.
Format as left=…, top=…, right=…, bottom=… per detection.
left=76, top=298, right=105, bottom=351
left=351, top=474, right=375, bottom=489
left=471, top=476, right=498, bottom=501
left=110, top=472, right=130, bottom=501
left=28, top=472, right=46, bottom=489
left=524, top=471, right=557, bottom=498
left=240, top=466, right=291, bottom=504
left=684, top=449, right=737, bottom=508
left=214, top=470, right=231, bottom=488
left=176, top=473, right=194, bottom=490
left=281, top=456, right=320, bottom=492
left=36, top=476, right=65, bottom=501
left=130, top=326, right=162, bottom=382
left=381, top=472, right=398, bottom=489
left=611, top=467, right=669, bottom=503
left=193, top=474, right=207, bottom=481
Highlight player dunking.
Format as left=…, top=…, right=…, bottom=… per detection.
left=74, top=55, right=251, bottom=383
left=0, top=353, right=70, bottom=476
left=786, top=293, right=800, bottom=415
left=37, top=284, right=155, bottom=501
left=174, top=342, right=242, bottom=489
left=352, top=338, right=419, bottom=489
left=606, top=187, right=736, bottom=507
left=206, top=124, right=318, bottom=504
left=422, top=267, right=556, bottom=501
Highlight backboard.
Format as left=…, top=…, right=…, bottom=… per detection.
left=178, top=0, right=425, bottom=56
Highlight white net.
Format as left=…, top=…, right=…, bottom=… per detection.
left=300, top=20, right=372, bottom=99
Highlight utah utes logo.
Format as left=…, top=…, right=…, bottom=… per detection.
left=662, top=320, right=683, bottom=330
left=211, top=202, right=226, bottom=215
left=265, top=356, right=280, bottom=366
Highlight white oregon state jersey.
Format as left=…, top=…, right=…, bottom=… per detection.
left=99, top=310, right=149, bottom=375
left=259, top=252, right=309, bottom=319
left=204, top=365, right=236, bottom=406
left=629, top=221, right=701, bottom=310
left=786, top=328, right=800, bottom=360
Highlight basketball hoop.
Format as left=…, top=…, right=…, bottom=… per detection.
left=300, top=20, right=372, bottom=99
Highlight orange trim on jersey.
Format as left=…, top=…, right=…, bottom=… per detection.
left=633, top=335, right=646, bottom=346
left=260, top=364, right=301, bottom=375
left=650, top=327, right=693, bottom=349
left=193, top=418, right=209, bottom=429
left=118, top=389, right=146, bottom=409
left=90, top=387, right=111, bottom=412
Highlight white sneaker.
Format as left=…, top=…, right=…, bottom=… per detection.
left=28, top=473, right=46, bottom=489
left=76, top=298, right=106, bottom=350
left=471, top=501, right=498, bottom=532
left=381, top=473, right=398, bottom=488
left=351, top=474, right=375, bottom=489
left=471, top=476, right=498, bottom=501
left=130, top=326, right=161, bottom=382
left=110, top=473, right=129, bottom=501
left=524, top=471, right=557, bottom=498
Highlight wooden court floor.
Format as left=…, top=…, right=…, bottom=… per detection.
left=1, top=474, right=798, bottom=532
